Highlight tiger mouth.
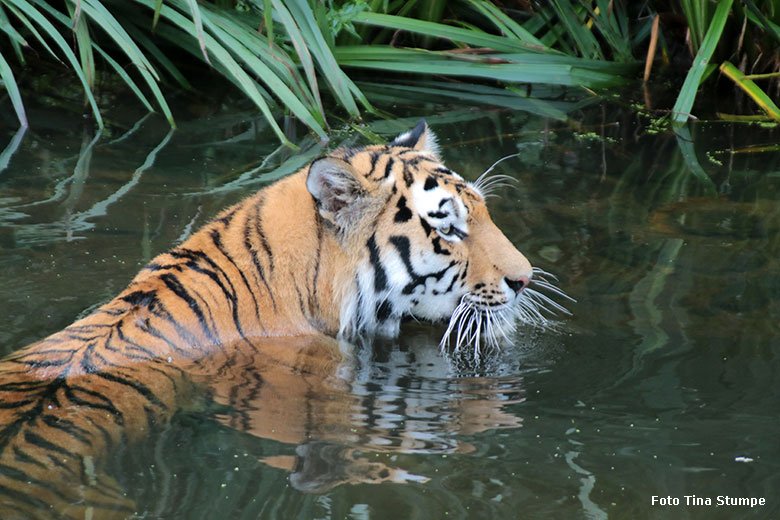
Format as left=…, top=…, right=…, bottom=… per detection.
left=439, top=268, right=574, bottom=358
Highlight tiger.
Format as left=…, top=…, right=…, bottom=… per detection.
left=0, top=120, right=547, bottom=518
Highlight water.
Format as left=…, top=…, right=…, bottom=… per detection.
left=1, top=101, right=779, bottom=519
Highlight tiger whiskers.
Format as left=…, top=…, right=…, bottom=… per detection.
left=440, top=295, right=518, bottom=361
left=439, top=268, right=575, bottom=360
left=472, top=153, right=521, bottom=199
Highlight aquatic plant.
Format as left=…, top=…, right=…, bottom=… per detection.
left=1, top=1, right=779, bottom=142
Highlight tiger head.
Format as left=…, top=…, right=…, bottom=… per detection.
left=307, top=121, right=537, bottom=351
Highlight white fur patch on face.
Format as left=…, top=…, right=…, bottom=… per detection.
left=411, top=183, right=468, bottom=241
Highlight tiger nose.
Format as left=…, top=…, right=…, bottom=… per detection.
left=505, top=275, right=531, bottom=294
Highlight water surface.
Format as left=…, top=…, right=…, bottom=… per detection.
left=1, top=102, right=779, bottom=519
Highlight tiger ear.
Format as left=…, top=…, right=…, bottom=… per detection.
left=307, top=157, right=372, bottom=231
left=391, top=119, right=440, bottom=157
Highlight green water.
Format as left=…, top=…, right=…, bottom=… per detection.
left=1, top=102, right=779, bottom=519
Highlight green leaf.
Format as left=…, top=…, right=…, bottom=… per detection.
left=92, top=44, right=155, bottom=113
left=353, top=11, right=556, bottom=54
left=284, top=0, right=362, bottom=116
left=184, top=0, right=210, bottom=64
left=270, top=0, right=325, bottom=125
left=466, top=0, right=547, bottom=47
left=152, top=0, right=163, bottom=31
left=0, top=4, right=28, bottom=63
left=744, top=0, right=780, bottom=44
left=0, top=49, right=27, bottom=128
left=335, top=46, right=625, bottom=87
left=139, top=0, right=292, bottom=145
left=720, top=61, right=780, bottom=121
left=124, top=22, right=192, bottom=89
left=198, top=4, right=327, bottom=136
left=2, top=2, right=60, bottom=62
left=554, top=0, right=604, bottom=59
left=674, top=126, right=717, bottom=196
left=67, top=1, right=95, bottom=91
left=7, top=0, right=103, bottom=128
left=358, top=80, right=572, bottom=119
left=671, top=0, right=734, bottom=125
left=680, top=0, right=711, bottom=53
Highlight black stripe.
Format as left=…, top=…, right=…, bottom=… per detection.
left=382, top=157, right=395, bottom=179
left=79, top=341, right=103, bottom=374
left=377, top=300, right=393, bottom=322
left=250, top=196, right=275, bottom=272
left=367, top=234, right=387, bottom=292
left=419, top=217, right=432, bottom=236
left=0, top=476, right=70, bottom=506
left=394, top=195, right=412, bottom=223
left=137, top=315, right=199, bottom=358
left=244, top=199, right=278, bottom=312
left=0, top=399, right=37, bottom=409
left=290, top=268, right=311, bottom=325
left=114, top=320, right=158, bottom=360
left=120, top=289, right=159, bottom=307
left=65, top=385, right=123, bottom=424
left=12, top=446, right=47, bottom=470
left=216, top=205, right=240, bottom=226
left=41, top=415, right=92, bottom=446
left=209, top=229, right=263, bottom=342
left=308, top=212, right=323, bottom=317
left=367, top=151, right=381, bottom=178
left=159, top=272, right=217, bottom=344
left=23, top=430, right=76, bottom=459
left=95, top=371, right=167, bottom=411
left=431, top=236, right=451, bottom=256
left=388, top=235, right=456, bottom=295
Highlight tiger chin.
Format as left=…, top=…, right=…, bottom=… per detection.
left=0, top=120, right=550, bottom=518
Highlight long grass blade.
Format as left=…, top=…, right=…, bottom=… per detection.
left=335, top=46, right=624, bottom=87
left=466, top=0, right=547, bottom=47
left=124, top=22, right=192, bottom=89
left=184, top=0, right=210, bottom=64
left=7, top=0, right=103, bottom=128
left=3, top=3, right=60, bottom=62
left=67, top=1, right=95, bottom=91
left=0, top=50, right=27, bottom=127
left=679, top=0, right=710, bottom=54
left=143, top=3, right=291, bottom=145
left=152, top=0, right=163, bottom=30
left=671, top=0, right=734, bottom=125
left=197, top=4, right=327, bottom=137
left=0, top=4, right=28, bottom=63
left=744, top=1, right=780, bottom=44
left=270, top=0, right=325, bottom=125
left=284, top=0, right=362, bottom=116
left=550, top=0, right=603, bottom=59
left=358, top=80, right=571, bottom=119
left=719, top=61, right=780, bottom=121
left=353, top=11, right=555, bottom=53
left=92, top=44, right=155, bottom=113
left=674, top=126, right=717, bottom=195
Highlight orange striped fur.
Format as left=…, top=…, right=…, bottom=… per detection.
left=0, top=121, right=533, bottom=518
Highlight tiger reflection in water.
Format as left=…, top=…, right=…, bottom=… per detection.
left=0, top=122, right=564, bottom=518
